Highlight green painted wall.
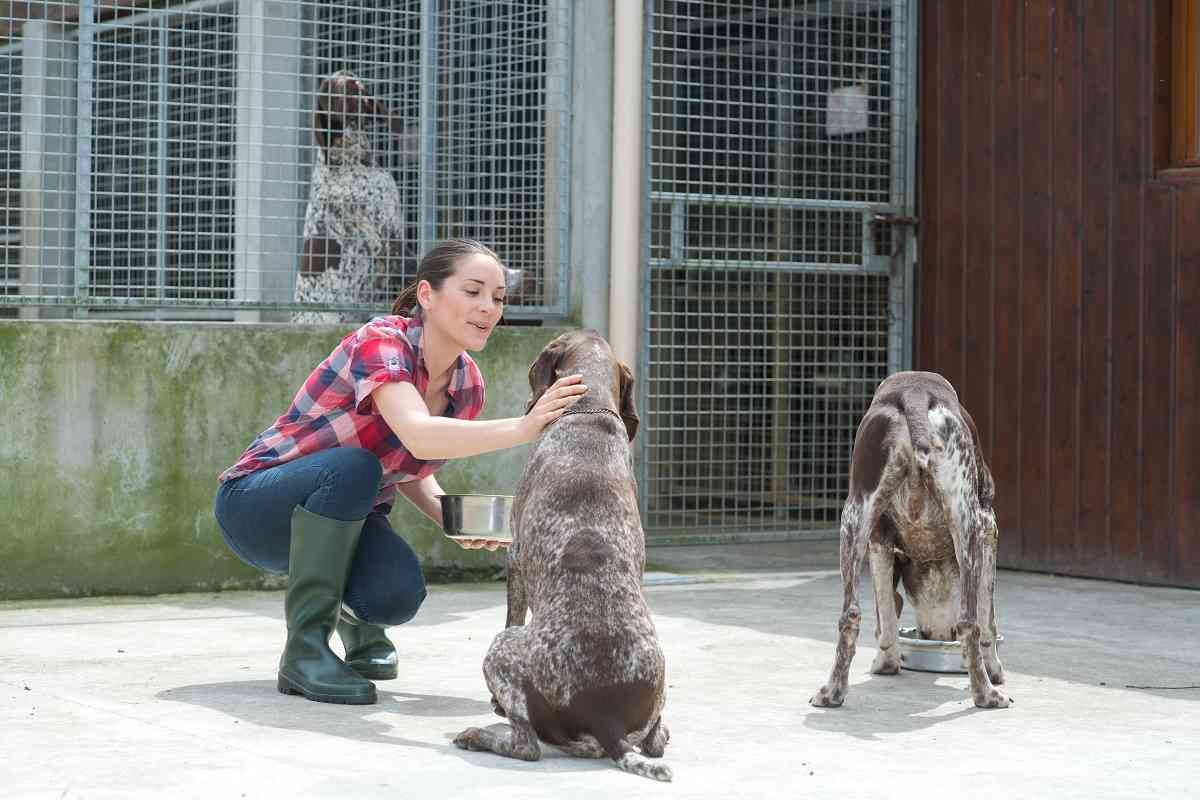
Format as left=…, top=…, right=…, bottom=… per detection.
left=0, top=320, right=568, bottom=600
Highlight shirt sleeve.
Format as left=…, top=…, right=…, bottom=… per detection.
left=350, top=334, right=417, bottom=415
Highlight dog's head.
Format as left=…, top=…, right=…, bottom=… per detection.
left=313, top=70, right=390, bottom=156
left=526, top=330, right=639, bottom=441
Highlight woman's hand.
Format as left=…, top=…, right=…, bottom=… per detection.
left=518, top=374, right=588, bottom=442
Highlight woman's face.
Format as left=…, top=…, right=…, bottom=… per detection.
left=418, top=253, right=506, bottom=352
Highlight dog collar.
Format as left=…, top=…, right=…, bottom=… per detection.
left=559, top=407, right=623, bottom=423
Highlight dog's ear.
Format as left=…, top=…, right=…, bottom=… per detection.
left=313, top=77, right=333, bottom=152
left=525, top=338, right=566, bottom=414
left=618, top=361, right=639, bottom=441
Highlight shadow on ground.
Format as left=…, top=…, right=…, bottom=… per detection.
left=157, top=681, right=486, bottom=749
left=644, top=544, right=1200, bottom=705
left=801, top=672, right=988, bottom=740
left=157, top=681, right=633, bottom=777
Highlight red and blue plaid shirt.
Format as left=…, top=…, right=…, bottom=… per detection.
left=218, top=312, right=486, bottom=510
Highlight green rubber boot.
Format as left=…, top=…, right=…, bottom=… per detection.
left=337, top=615, right=399, bottom=680
left=276, top=506, right=377, bottom=705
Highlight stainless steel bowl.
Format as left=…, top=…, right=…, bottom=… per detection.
left=439, top=494, right=513, bottom=542
left=897, top=627, right=1005, bottom=674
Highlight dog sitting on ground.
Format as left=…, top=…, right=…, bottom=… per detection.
left=453, top=330, right=673, bottom=782
left=811, top=371, right=1011, bottom=709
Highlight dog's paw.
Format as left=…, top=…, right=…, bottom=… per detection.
left=973, top=687, right=1013, bottom=709
left=810, top=685, right=846, bottom=708
left=870, top=649, right=903, bottom=675
left=453, top=727, right=487, bottom=750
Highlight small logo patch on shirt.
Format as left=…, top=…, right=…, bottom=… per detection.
left=385, top=356, right=402, bottom=373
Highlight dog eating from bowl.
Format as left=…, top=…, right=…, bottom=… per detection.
left=811, top=371, right=1011, bottom=710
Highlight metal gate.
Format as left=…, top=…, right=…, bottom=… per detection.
left=639, top=0, right=917, bottom=544
left=2, top=0, right=569, bottom=319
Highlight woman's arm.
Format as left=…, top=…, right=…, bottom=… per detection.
left=372, top=374, right=586, bottom=461
left=394, top=469, right=510, bottom=552
left=394, top=474, right=445, bottom=527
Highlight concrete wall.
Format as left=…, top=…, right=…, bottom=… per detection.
left=0, top=320, right=567, bottom=600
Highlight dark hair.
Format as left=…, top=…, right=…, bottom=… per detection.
left=390, top=238, right=512, bottom=315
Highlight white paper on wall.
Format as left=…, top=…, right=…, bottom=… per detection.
left=826, top=84, right=869, bottom=137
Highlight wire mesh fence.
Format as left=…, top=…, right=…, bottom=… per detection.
left=1, top=0, right=570, bottom=320
left=640, top=0, right=915, bottom=543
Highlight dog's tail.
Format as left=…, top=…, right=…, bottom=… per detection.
left=594, top=719, right=673, bottom=782
left=900, top=387, right=934, bottom=471
left=615, top=750, right=673, bottom=782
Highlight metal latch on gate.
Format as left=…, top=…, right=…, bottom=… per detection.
left=872, top=211, right=918, bottom=254
left=865, top=210, right=919, bottom=272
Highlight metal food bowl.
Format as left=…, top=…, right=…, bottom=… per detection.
left=897, top=627, right=1005, bottom=674
left=439, top=494, right=513, bottom=542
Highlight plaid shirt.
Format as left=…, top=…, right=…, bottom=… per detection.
left=219, top=312, right=486, bottom=509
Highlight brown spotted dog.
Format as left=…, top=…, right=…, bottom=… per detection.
left=453, top=330, right=672, bottom=782
left=293, top=70, right=413, bottom=324
left=811, top=371, right=1011, bottom=710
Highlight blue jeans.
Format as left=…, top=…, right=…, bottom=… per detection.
left=213, top=448, right=426, bottom=626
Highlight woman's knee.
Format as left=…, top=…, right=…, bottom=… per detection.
left=365, top=579, right=427, bottom=626
left=212, top=480, right=289, bottom=573
left=305, top=448, right=383, bottom=520
left=344, top=512, right=426, bottom=625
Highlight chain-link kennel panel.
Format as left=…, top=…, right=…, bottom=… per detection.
left=641, top=0, right=914, bottom=543
left=0, top=42, right=20, bottom=313
left=2, top=0, right=569, bottom=319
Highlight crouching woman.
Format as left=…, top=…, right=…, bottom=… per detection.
left=213, top=239, right=585, bottom=705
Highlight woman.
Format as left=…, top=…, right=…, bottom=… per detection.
left=215, top=239, right=587, bottom=705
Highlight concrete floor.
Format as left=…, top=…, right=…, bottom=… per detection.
left=2, top=542, right=1197, bottom=799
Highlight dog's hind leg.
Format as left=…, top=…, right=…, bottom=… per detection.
left=454, top=627, right=542, bottom=761
left=940, top=455, right=1010, bottom=707
left=868, top=537, right=903, bottom=675
left=811, top=498, right=871, bottom=707
left=977, top=510, right=1006, bottom=686
left=813, top=409, right=909, bottom=707
left=953, top=527, right=1009, bottom=708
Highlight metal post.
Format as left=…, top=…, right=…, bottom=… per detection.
left=902, top=0, right=918, bottom=371
left=234, top=0, right=264, bottom=322
left=544, top=0, right=571, bottom=310
left=19, top=22, right=76, bottom=319
left=635, top=0, right=652, bottom=523
left=611, top=0, right=643, bottom=371
left=568, top=0, right=613, bottom=330
left=772, top=12, right=797, bottom=520
left=418, top=0, right=439, bottom=256
left=669, top=198, right=684, bottom=264
left=73, top=0, right=95, bottom=318
left=156, top=17, right=169, bottom=316
left=886, top=0, right=908, bottom=374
